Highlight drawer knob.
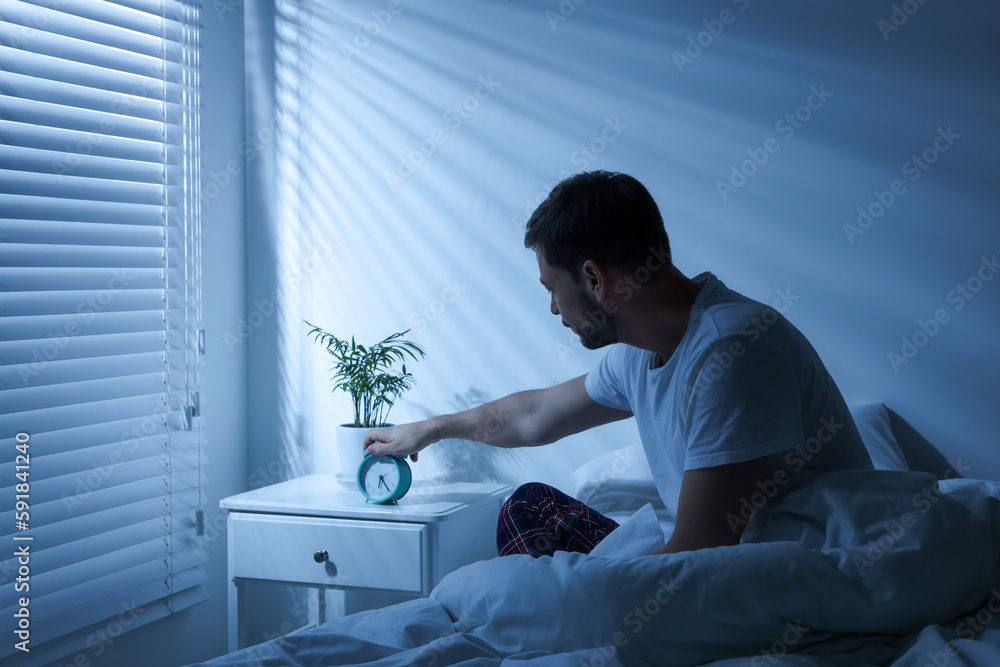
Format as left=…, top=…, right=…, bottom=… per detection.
left=313, top=550, right=328, bottom=563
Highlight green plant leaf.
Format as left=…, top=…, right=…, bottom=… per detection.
left=306, top=321, right=427, bottom=427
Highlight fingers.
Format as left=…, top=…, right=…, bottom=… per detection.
left=364, top=445, right=411, bottom=459
left=361, top=424, right=422, bottom=460
left=363, top=431, right=380, bottom=456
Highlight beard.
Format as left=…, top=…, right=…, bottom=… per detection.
left=571, top=291, right=618, bottom=350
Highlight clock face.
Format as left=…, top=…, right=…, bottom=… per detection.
left=357, top=454, right=409, bottom=503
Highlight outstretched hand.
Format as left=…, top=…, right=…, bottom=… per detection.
left=363, top=421, right=435, bottom=462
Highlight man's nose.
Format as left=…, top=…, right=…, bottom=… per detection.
left=550, top=294, right=559, bottom=316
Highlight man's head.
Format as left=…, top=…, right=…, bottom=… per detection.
left=524, top=170, right=671, bottom=278
left=526, top=171, right=672, bottom=349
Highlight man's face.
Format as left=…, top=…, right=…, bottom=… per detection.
left=536, top=247, right=618, bottom=350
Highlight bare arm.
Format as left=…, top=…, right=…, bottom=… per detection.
left=649, top=456, right=767, bottom=554
left=363, top=374, right=632, bottom=460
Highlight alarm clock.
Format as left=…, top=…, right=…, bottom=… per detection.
left=357, top=452, right=412, bottom=503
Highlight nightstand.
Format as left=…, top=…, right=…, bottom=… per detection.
left=219, top=474, right=510, bottom=651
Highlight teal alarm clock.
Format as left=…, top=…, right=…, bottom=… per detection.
left=357, top=453, right=412, bottom=503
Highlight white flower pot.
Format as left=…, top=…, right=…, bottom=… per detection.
left=336, top=423, right=391, bottom=477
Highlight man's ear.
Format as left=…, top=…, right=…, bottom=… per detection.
left=579, top=259, right=609, bottom=301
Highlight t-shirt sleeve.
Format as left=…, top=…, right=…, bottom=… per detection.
left=585, top=344, right=632, bottom=412
left=682, top=336, right=805, bottom=470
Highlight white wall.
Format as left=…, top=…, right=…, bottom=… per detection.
left=246, top=0, right=999, bottom=489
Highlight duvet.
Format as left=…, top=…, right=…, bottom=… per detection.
left=192, top=470, right=1000, bottom=666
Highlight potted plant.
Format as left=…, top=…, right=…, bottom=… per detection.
left=305, top=321, right=426, bottom=476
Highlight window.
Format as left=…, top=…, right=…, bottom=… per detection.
left=0, top=0, right=205, bottom=663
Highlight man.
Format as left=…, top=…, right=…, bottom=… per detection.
left=364, top=170, right=873, bottom=557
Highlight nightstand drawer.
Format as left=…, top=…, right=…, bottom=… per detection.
left=230, top=513, right=427, bottom=593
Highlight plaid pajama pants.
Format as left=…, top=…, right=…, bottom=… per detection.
left=496, top=482, right=620, bottom=557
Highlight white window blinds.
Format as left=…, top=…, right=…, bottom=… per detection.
left=0, top=0, right=206, bottom=663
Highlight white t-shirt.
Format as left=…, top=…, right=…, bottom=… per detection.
left=585, top=271, right=873, bottom=518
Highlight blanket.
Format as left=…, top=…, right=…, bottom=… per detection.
left=192, top=470, right=1000, bottom=666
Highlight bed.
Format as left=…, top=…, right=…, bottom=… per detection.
left=188, top=404, right=1000, bottom=666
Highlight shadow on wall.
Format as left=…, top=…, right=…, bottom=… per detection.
left=408, top=387, right=534, bottom=486
left=887, top=407, right=961, bottom=480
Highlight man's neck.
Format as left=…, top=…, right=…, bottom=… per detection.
left=615, top=269, right=704, bottom=366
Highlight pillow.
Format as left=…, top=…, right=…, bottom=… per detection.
left=587, top=503, right=666, bottom=559
left=569, top=444, right=665, bottom=514
left=848, top=402, right=910, bottom=472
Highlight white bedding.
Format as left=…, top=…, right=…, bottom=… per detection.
left=191, top=470, right=1000, bottom=666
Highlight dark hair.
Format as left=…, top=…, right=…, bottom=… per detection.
left=524, top=171, right=671, bottom=278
